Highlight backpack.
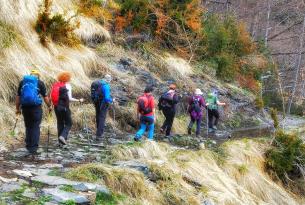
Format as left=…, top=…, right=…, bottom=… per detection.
left=20, top=75, right=42, bottom=106
left=50, top=82, right=66, bottom=106
left=57, top=86, right=69, bottom=109
left=191, top=96, right=201, bottom=113
left=206, top=93, right=218, bottom=110
left=138, top=95, right=153, bottom=115
left=91, top=80, right=105, bottom=104
left=158, top=91, right=174, bottom=110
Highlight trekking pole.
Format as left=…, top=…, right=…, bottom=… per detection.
left=206, top=108, right=209, bottom=138
left=81, top=101, right=91, bottom=145
left=112, top=102, right=116, bottom=122
left=11, top=115, right=19, bottom=137
left=46, top=111, right=51, bottom=158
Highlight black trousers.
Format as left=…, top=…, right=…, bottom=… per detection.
left=55, top=107, right=72, bottom=142
left=22, top=106, right=42, bottom=153
left=208, top=109, right=219, bottom=128
left=95, top=102, right=109, bottom=138
left=161, top=108, right=175, bottom=136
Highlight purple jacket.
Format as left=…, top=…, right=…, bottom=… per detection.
left=188, top=95, right=206, bottom=120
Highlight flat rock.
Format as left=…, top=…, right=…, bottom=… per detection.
left=43, top=188, right=89, bottom=204
left=113, top=160, right=149, bottom=175
left=31, top=175, right=78, bottom=186
left=22, top=188, right=36, bottom=199
left=40, top=164, right=63, bottom=169
left=0, top=182, right=21, bottom=192
left=73, top=182, right=110, bottom=194
left=12, top=169, right=33, bottom=178
left=202, top=199, right=214, bottom=205
left=24, top=168, right=52, bottom=176
left=0, top=176, right=18, bottom=183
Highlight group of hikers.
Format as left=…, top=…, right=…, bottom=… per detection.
left=15, top=70, right=225, bottom=156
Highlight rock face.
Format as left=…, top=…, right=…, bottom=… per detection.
left=43, top=188, right=89, bottom=204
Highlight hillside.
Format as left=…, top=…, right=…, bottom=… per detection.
left=0, top=0, right=305, bottom=205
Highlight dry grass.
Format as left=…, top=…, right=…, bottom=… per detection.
left=109, top=140, right=304, bottom=205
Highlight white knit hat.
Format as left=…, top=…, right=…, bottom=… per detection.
left=104, top=74, right=112, bottom=83
left=195, top=88, right=203, bottom=95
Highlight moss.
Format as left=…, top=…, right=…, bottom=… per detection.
left=95, top=192, right=126, bottom=205
left=237, top=164, right=248, bottom=175
left=59, top=185, right=75, bottom=192
left=60, top=200, right=76, bottom=205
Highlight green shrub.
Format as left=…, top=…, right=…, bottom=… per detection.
left=266, top=131, right=305, bottom=181
left=255, top=96, right=264, bottom=110
left=35, top=0, right=80, bottom=47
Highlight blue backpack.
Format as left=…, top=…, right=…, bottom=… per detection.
left=91, top=80, right=106, bottom=104
left=20, top=75, right=42, bottom=106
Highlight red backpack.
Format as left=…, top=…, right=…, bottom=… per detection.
left=50, top=82, right=66, bottom=106
left=137, top=95, right=153, bottom=115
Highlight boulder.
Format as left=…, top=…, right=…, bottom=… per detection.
left=113, top=160, right=149, bottom=176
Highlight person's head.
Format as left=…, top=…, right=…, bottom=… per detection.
left=103, top=74, right=112, bottom=83
left=57, top=71, right=72, bottom=83
left=144, top=86, right=154, bottom=93
left=194, top=88, right=203, bottom=95
left=30, top=69, right=40, bottom=78
left=169, top=84, right=176, bottom=91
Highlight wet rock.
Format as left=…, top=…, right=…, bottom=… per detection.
left=31, top=176, right=78, bottom=186
left=40, top=164, right=63, bottom=169
left=73, top=183, right=110, bottom=194
left=113, top=161, right=149, bottom=176
left=43, top=188, right=89, bottom=204
left=0, top=182, right=21, bottom=192
left=12, top=169, right=32, bottom=178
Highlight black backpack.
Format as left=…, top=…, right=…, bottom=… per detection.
left=191, top=96, right=201, bottom=113
left=158, top=92, right=174, bottom=110
left=91, top=80, right=105, bottom=104
left=57, top=86, right=69, bottom=111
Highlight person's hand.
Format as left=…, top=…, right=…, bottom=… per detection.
left=48, top=106, right=52, bottom=113
left=16, top=109, right=21, bottom=115
left=79, top=98, right=84, bottom=103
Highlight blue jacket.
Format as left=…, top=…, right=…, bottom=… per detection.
left=101, top=81, right=113, bottom=104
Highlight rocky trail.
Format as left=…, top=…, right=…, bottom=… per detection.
left=0, top=114, right=304, bottom=205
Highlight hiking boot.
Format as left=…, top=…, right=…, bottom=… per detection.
left=134, top=137, right=140, bottom=142
left=187, top=128, right=191, bottom=135
left=212, top=126, right=217, bottom=130
left=95, top=137, right=103, bottom=143
left=208, top=128, right=215, bottom=133
left=160, top=128, right=165, bottom=134
left=59, top=136, right=67, bottom=145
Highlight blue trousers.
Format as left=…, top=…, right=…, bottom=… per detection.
left=135, top=115, right=154, bottom=140
left=22, top=106, right=42, bottom=153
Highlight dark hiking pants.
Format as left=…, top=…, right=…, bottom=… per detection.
left=95, top=102, right=109, bottom=139
left=161, top=108, right=175, bottom=136
left=22, top=106, right=42, bottom=153
left=208, top=109, right=219, bottom=128
left=188, top=117, right=202, bottom=136
left=55, top=107, right=72, bottom=143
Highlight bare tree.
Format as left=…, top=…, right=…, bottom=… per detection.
left=287, top=14, right=305, bottom=114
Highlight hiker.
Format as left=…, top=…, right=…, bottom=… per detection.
left=91, top=74, right=113, bottom=142
left=50, top=71, right=84, bottom=146
left=16, top=70, right=52, bottom=155
left=135, top=86, right=156, bottom=141
left=187, top=88, right=206, bottom=137
left=158, top=84, right=179, bottom=137
left=206, top=91, right=226, bottom=132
